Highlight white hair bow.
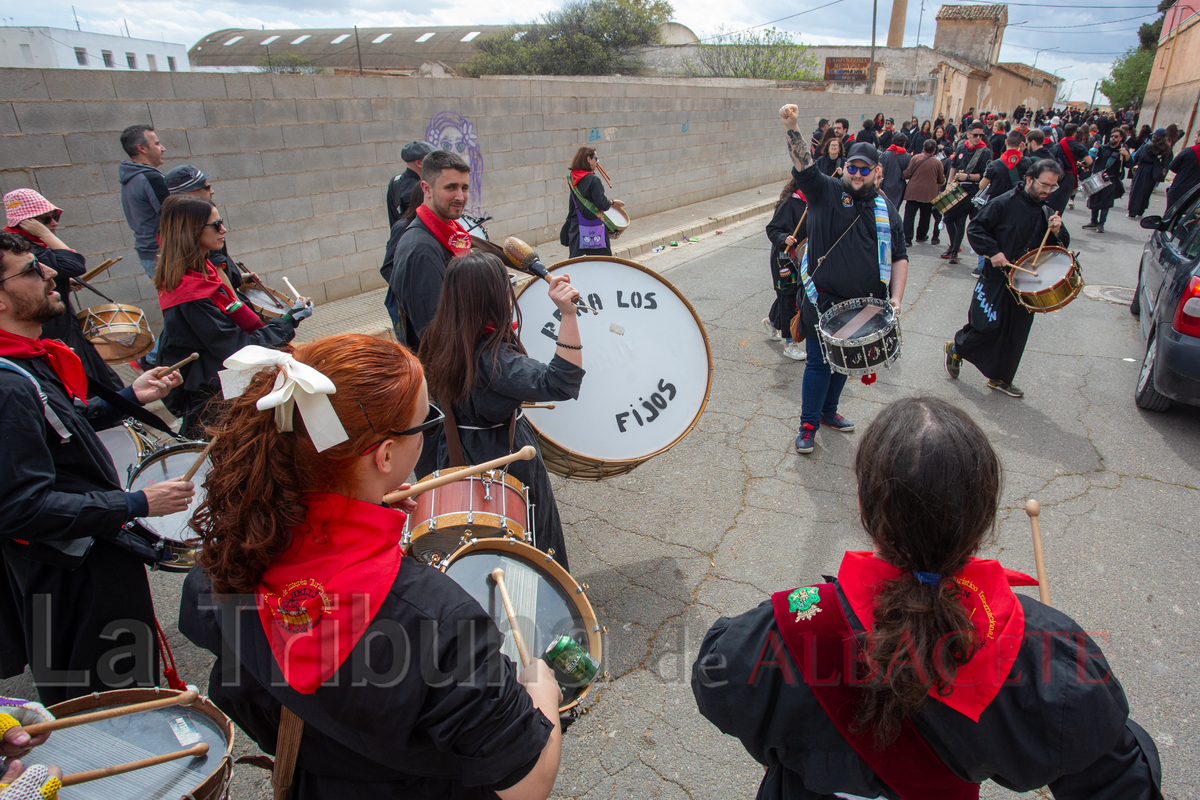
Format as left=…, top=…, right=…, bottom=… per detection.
left=219, top=345, right=349, bottom=452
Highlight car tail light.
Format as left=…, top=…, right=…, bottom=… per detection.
left=1173, top=276, right=1200, bottom=338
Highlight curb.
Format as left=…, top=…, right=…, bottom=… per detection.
left=610, top=198, right=777, bottom=260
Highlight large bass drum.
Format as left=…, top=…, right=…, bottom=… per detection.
left=514, top=257, right=713, bottom=480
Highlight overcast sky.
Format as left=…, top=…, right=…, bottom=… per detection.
left=21, top=0, right=1162, bottom=104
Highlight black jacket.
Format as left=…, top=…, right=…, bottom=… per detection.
left=389, top=216, right=454, bottom=349
left=878, top=149, right=911, bottom=205
left=982, top=155, right=1034, bottom=198
left=791, top=164, right=906, bottom=317
left=558, top=173, right=611, bottom=254
left=1167, top=145, right=1200, bottom=210
left=387, top=169, right=421, bottom=228
left=968, top=185, right=1069, bottom=272
left=693, top=585, right=1162, bottom=799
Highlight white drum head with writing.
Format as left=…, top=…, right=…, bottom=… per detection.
left=1011, top=249, right=1074, bottom=293
left=516, top=258, right=710, bottom=461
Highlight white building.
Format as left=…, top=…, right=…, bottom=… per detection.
left=0, top=26, right=190, bottom=72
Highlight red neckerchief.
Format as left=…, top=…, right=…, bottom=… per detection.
left=482, top=320, right=519, bottom=335
left=0, top=327, right=88, bottom=401
left=415, top=204, right=471, bottom=256
left=1060, top=136, right=1079, bottom=177
left=4, top=226, right=47, bottom=249
left=792, top=189, right=807, bottom=202
left=886, top=145, right=907, bottom=155
left=570, top=169, right=592, bottom=186
left=965, top=138, right=988, bottom=150
left=1000, top=149, right=1022, bottom=169
left=1190, top=143, right=1200, bottom=168
left=158, top=260, right=263, bottom=332
left=838, top=551, right=1038, bottom=722
left=256, top=493, right=408, bottom=694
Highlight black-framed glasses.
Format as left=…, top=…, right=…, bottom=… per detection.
left=359, top=402, right=445, bottom=455
left=35, top=210, right=62, bottom=224
left=844, top=164, right=872, bottom=175
left=204, top=219, right=226, bottom=232
left=0, top=257, right=47, bottom=286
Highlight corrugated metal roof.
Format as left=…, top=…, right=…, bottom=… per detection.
left=188, top=26, right=510, bottom=69
left=935, top=4, right=1007, bottom=21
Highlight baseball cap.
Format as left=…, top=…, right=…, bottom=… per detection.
left=845, top=142, right=879, bottom=167
left=401, top=141, right=438, bottom=162
left=165, top=165, right=210, bottom=194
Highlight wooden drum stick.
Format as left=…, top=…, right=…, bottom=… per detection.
left=384, top=446, right=537, bottom=504
left=1025, top=499, right=1051, bottom=605
left=596, top=163, right=614, bottom=189
left=160, top=352, right=199, bottom=375
left=1008, top=263, right=1040, bottom=277
left=491, top=568, right=532, bottom=668
left=521, top=402, right=556, bottom=410
left=282, top=276, right=302, bottom=301
left=25, top=691, right=199, bottom=736
left=181, top=441, right=214, bottom=483
left=1031, top=225, right=1053, bottom=268
left=61, top=743, right=209, bottom=787
left=78, top=257, right=122, bottom=283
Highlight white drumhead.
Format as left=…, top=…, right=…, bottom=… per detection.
left=602, top=207, right=629, bottom=228
left=1010, top=250, right=1075, bottom=292
left=516, top=258, right=711, bottom=461
left=242, top=287, right=289, bottom=312
left=98, top=425, right=140, bottom=487
left=128, top=445, right=210, bottom=543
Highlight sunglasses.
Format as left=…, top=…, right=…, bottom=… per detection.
left=359, top=402, right=445, bottom=455
left=204, top=219, right=225, bottom=232
left=0, top=257, right=48, bottom=286
left=844, top=164, right=872, bottom=175
left=35, top=211, right=62, bottom=224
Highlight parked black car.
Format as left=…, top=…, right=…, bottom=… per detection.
left=1131, top=182, right=1200, bottom=410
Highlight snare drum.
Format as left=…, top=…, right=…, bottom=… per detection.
left=514, top=256, right=713, bottom=480
left=436, top=538, right=604, bottom=713
left=77, top=303, right=154, bottom=364
left=97, top=421, right=155, bottom=488
left=40, top=688, right=233, bottom=800
left=241, top=285, right=291, bottom=320
left=403, top=468, right=531, bottom=563
left=602, top=206, right=631, bottom=233
left=817, top=297, right=902, bottom=377
left=932, top=182, right=967, bottom=215
left=127, top=441, right=210, bottom=572
left=1008, top=246, right=1083, bottom=313
left=1079, top=172, right=1111, bottom=198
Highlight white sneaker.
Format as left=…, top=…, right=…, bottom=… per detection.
left=783, top=342, right=807, bottom=361
left=763, top=318, right=783, bottom=342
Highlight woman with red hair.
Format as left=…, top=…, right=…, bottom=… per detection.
left=179, top=333, right=562, bottom=799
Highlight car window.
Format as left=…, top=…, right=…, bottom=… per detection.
left=1170, top=196, right=1200, bottom=254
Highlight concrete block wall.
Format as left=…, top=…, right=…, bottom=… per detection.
left=0, top=68, right=912, bottom=318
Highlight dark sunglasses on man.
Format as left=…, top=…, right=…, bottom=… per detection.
left=0, top=257, right=48, bottom=286
left=359, top=402, right=446, bottom=456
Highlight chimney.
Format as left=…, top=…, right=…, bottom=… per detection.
left=887, top=0, right=907, bottom=47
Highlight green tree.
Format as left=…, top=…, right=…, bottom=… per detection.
left=462, top=0, right=669, bottom=76
left=685, top=27, right=820, bottom=81
left=1100, top=46, right=1156, bottom=109
left=256, top=53, right=319, bottom=74
left=1137, top=0, right=1175, bottom=50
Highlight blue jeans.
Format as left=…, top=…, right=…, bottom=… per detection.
left=138, top=254, right=162, bottom=365
left=801, top=320, right=848, bottom=427
left=1090, top=207, right=1110, bottom=225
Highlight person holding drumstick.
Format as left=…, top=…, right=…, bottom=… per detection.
left=0, top=231, right=193, bottom=705
left=419, top=253, right=584, bottom=568
left=180, top=333, right=562, bottom=799
left=692, top=396, right=1163, bottom=799
left=944, top=158, right=1069, bottom=398
left=153, top=195, right=312, bottom=438
left=560, top=147, right=625, bottom=259
left=777, top=104, right=908, bottom=456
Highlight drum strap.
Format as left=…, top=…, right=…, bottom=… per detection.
left=568, top=180, right=618, bottom=232
left=0, top=358, right=72, bottom=443
left=443, top=405, right=467, bottom=467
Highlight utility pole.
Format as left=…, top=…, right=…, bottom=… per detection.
left=72, top=5, right=80, bottom=31
left=869, top=0, right=878, bottom=93
left=354, top=26, right=364, bottom=75
left=1088, top=81, right=1098, bottom=111
left=266, top=44, right=272, bottom=72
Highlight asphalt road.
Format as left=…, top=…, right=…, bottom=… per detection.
left=4, top=184, right=1197, bottom=799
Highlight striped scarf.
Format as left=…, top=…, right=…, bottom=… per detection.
left=800, top=195, right=891, bottom=306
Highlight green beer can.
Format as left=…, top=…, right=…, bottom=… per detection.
left=542, top=635, right=599, bottom=684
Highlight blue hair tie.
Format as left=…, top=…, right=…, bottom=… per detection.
left=913, top=571, right=942, bottom=585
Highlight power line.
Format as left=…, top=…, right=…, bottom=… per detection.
left=1008, top=11, right=1157, bottom=30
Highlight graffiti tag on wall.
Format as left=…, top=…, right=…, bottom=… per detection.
left=426, top=111, right=485, bottom=216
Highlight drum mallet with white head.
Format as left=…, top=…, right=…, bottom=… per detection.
left=1025, top=499, right=1051, bottom=606
left=502, top=237, right=598, bottom=315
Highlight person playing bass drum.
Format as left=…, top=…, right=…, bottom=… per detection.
left=945, top=159, right=1069, bottom=398
left=692, top=395, right=1163, bottom=800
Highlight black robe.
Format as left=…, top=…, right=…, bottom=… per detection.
left=179, top=564, right=553, bottom=800
left=559, top=173, right=612, bottom=259
left=955, top=187, right=1069, bottom=385
left=30, top=243, right=123, bottom=391
left=1049, top=139, right=1091, bottom=214
left=432, top=348, right=585, bottom=570
left=387, top=168, right=421, bottom=227
left=981, top=155, right=1033, bottom=199
left=944, top=144, right=991, bottom=222
left=1166, top=145, right=1200, bottom=211
left=693, top=585, right=1162, bottom=799
left=1127, top=144, right=1168, bottom=216
left=814, top=155, right=843, bottom=177
left=158, top=290, right=297, bottom=438
left=389, top=217, right=454, bottom=351
left=764, top=195, right=809, bottom=337
left=1086, top=145, right=1128, bottom=211
left=0, top=357, right=158, bottom=704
